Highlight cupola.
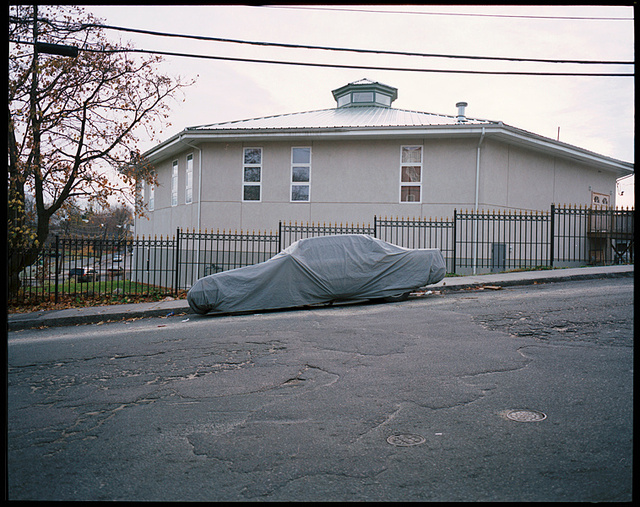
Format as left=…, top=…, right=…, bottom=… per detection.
left=331, top=78, right=398, bottom=108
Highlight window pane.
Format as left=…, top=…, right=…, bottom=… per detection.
left=353, top=92, right=373, bottom=103
left=244, top=167, right=261, bottom=182
left=244, top=148, right=261, bottom=164
left=401, top=186, right=421, bottom=202
left=292, top=166, right=310, bottom=182
left=375, top=93, right=391, bottom=106
left=243, top=185, right=260, bottom=201
left=292, top=147, right=310, bottom=164
left=337, top=95, right=350, bottom=107
left=401, top=166, right=421, bottom=182
left=402, top=146, right=422, bottom=164
left=171, top=162, right=178, bottom=206
left=291, top=185, right=309, bottom=201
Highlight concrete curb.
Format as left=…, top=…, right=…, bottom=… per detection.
left=7, top=265, right=633, bottom=332
left=436, top=266, right=634, bottom=292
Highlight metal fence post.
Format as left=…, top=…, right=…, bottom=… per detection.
left=174, top=228, right=180, bottom=295
left=549, top=204, right=555, bottom=268
left=373, top=215, right=377, bottom=238
left=452, top=209, right=457, bottom=275
left=54, top=235, right=60, bottom=303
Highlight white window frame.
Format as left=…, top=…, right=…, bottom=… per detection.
left=185, top=154, right=193, bottom=205
left=171, top=160, right=178, bottom=207
left=148, top=183, right=155, bottom=211
left=399, top=145, right=423, bottom=203
left=242, top=147, right=262, bottom=202
left=290, top=147, right=311, bottom=202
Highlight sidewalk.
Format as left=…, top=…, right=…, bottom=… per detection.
left=7, top=265, right=633, bottom=332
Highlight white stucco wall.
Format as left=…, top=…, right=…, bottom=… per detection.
left=135, top=136, right=623, bottom=238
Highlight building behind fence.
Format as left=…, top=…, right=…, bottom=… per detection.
left=10, top=205, right=634, bottom=304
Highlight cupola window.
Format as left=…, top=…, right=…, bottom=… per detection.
left=331, top=78, right=398, bottom=108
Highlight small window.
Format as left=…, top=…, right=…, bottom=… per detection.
left=353, top=91, right=374, bottom=103
left=243, top=148, right=262, bottom=201
left=592, top=191, right=609, bottom=208
left=185, top=154, right=193, bottom=204
left=337, top=95, right=351, bottom=107
left=375, top=93, right=391, bottom=106
left=171, top=160, right=178, bottom=207
left=149, top=184, right=155, bottom=211
left=400, top=146, right=423, bottom=203
left=291, top=147, right=311, bottom=202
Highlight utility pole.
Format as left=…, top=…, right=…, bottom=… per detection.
left=29, top=5, right=79, bottom=240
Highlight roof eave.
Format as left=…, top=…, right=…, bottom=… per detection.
left=143, top=124, right=633, bottom=176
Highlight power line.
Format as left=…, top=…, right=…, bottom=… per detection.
left=84, top=22, right=633, bottom=66
left=73, top=44, right=634, bottom=77
left=262, top=5, right=634, bottom=21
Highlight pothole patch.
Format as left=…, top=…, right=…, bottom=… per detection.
left=504, top=409, right=547, bottom=422
left=386, top=434, right=426, bottom=446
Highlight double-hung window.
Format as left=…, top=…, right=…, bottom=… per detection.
left=243, top=148, right=262, bottom=201
left=400, top=145, right=423, bottom=203
left=291, top=147, right=311, bottom=202
left=185, top=154, right=193, bottom=204
left=171, top=160, right=178, bottom=207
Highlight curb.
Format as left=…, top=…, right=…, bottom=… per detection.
left=7, top=301, right=192, bottom=332
left=7, top=267, right=634, bottom=332
left=436, top=268, right=634, bottom=292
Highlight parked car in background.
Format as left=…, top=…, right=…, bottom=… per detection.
left=69, top=267, right=100, bottom=282
left=113, top=254, right=123, bottom=262
left=187, top=234, right=446, bottom=315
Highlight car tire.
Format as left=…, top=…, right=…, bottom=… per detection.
left=371, top=291, right=411, bottom=304
left=382, top=292, right=411, bottom=303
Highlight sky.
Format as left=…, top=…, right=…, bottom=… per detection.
left=81, top=4, right=634, bottom=204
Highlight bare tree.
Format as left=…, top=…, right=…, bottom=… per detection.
left=8, top=5, right=192, bottom=294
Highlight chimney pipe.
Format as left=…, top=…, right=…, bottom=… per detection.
left=456, top=101, right=468, bottom=123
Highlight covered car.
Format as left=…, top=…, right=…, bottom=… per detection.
left=187, top=234, right=446, bottom=315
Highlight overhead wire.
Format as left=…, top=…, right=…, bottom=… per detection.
left=80, top=22, right=634, bottom=66
left=70, top=45, right=637, bottom=77
left=9, top=13, right=634, bottom=77
left=261, top=5, right=634, bottom=21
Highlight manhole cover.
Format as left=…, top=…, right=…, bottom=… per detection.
left=505, top=409, right=547, bottom=422
left=386, top=434, right=426, bottom=446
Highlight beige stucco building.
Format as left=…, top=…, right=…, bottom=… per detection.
left=136, top=79, right=633, bottom=237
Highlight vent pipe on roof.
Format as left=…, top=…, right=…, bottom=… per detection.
left=456, top=102, right=468, bottom=123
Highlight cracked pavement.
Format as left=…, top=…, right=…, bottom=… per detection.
left=7, top=277, right=633, bottom=501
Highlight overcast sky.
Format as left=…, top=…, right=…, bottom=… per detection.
left=84, top=4, right=634, bottom=166
left=84, top=4, right=634, bottom=172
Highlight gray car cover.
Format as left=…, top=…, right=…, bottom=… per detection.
left=187, top=234, right=446, bottom=314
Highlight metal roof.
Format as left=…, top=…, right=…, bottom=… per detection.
left=188, top=106, right=495, bottom=132
left=145, top=105, right=632, bottom=177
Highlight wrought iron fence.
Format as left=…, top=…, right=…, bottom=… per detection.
left=176, top=228, right=280, bottom=288
left=455, top=209, right=552, bottom=274
left=279, top=220, right=374, bottom=251
left=375, top=216, right=456, bottom=273
left=8, top=205, right=634, bottom=305
left=552, top=205, right=635, bottom=266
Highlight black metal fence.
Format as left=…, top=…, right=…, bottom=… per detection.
left=9, top=205, right=634, bottom=305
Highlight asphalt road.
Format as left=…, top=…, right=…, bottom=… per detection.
left=7, top=277, right=633, bottom=501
